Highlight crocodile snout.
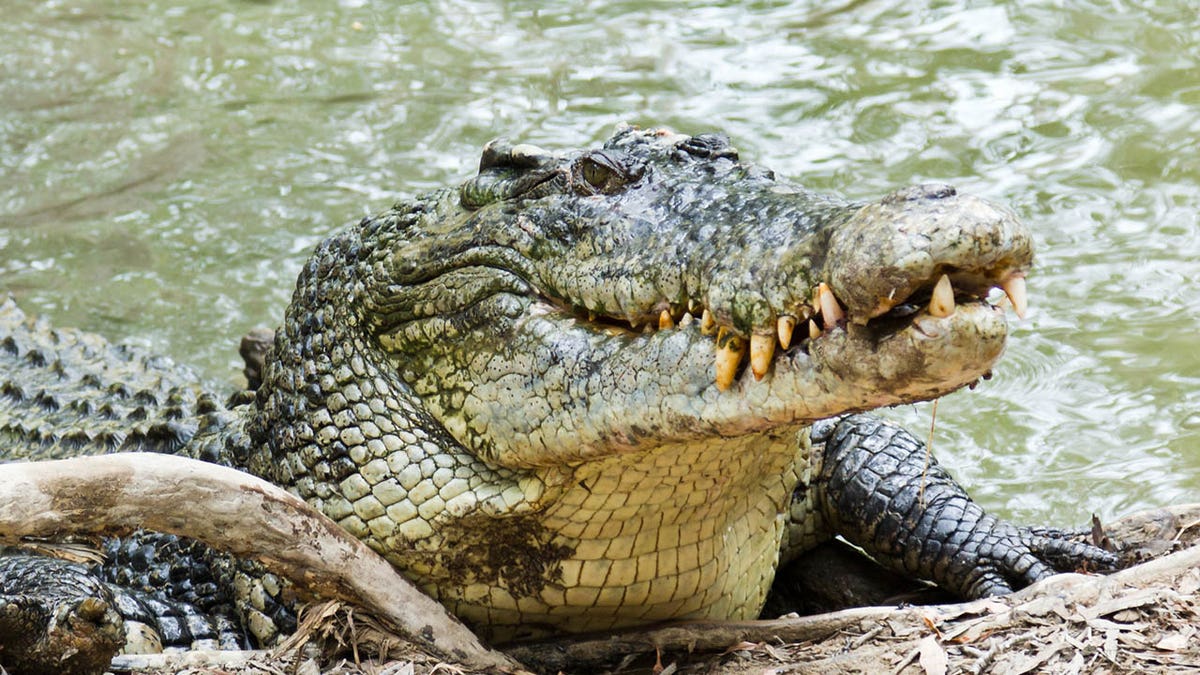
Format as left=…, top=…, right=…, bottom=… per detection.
left=824, top=188, right=1034, bottom=324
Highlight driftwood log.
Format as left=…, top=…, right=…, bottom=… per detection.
left=0, top=453, right=521, bottom=673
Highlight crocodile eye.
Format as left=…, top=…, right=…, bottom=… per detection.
left=581, top=159, right=615, bottom=188
left=574, top=151, right=642, bottom=195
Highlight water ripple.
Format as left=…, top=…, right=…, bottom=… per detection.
left=1, top=0, right=1197, bottom=523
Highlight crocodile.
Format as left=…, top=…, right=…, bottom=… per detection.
left=0, top=125, right=1117, bottom=671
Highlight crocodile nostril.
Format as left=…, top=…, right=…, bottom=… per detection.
left=882, top=183, right=958, bottom=204
left=674, top=133, right=739, bottom=161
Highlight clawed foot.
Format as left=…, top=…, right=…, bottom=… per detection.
left=814, top=414, right=1122, bottom=602
left=945, top=520, right=1119, bottom=598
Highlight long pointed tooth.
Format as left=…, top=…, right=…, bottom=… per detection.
left=659, top=309, right=675, bottom=330
left=700, top=309, right=716, bottom=335
left=1002, top=276, right=1028, bottom=319
left=809, top=319, right=822, bottom=340
left=818, top=283, right=845, bottom=325
left=715, top=336, right=745, bottom=391
left=716, top=326, right=727, bottom=344
left=928, top=274, right=956, bottom=318
left=750, top=333, right=775, bottom=380
left=777, top=316, right=796, bottom=349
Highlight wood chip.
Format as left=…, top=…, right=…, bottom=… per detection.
left=1082, top=588, right=1169, bottom=620
left=1061, top=628, right=1089, bottom=651
left=1156, top=632, right=1192, bottom=652
left=892, top=646, right=920, bottom=674
left=1179, top=569, right=1200, bottom=595
left=889, top=618, right=921, bottom=638
left=1110, top=608, right=1142, bottom=623
left=918, top=635, right=948, bottom=675
left=1116, top=630, right=1150, bottom=648
left=1087, top=617, right=1147, bottom=632
left=1062, top=651, right=1086, bottom=675
left=1103, top=630, right=1119, bottom=663
left=947, top=616, right=1005, bottom=644
left=1013, top=595, right=1069, bottom=620
left=1008, top=637, right=1066, bottom=675
left=379, top=663, right=416, bottom=675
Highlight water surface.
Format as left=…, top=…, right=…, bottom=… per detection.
left=2, top=0, right=1198, bottom=525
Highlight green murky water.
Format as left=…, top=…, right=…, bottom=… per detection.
left=2, top=0, right=1198, bottom=525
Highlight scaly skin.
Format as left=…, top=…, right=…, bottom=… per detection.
left=0, top=556, right=124, bottom=675
left=1, top=126, right=1115, bottom=662
left=241, top=126, right=1037, bottom=639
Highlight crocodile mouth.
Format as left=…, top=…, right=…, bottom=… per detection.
left=552, top=271, right=1027, bottom=391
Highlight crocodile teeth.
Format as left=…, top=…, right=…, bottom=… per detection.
left=928, top=274, right=956, bottom=318
left=700, top=309, right=717, bottom=335
left=715, top=336, right=745, bottom=391
left=659, top=309, right=675, bottom=330
left=817, top=283, right=845, bottom=326
left=750, top=333, right=774, bottom=380
left=809, top=319, right=822, bottom=340
left=1002, top=276, right=1028, bottom=319
left=777, top=316, right=796, bottom=350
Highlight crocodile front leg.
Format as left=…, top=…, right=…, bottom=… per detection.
left=808, top=414, right=1118, bottom=599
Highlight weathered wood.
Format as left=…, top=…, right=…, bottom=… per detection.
left=503, top=608, right=911, bottom=672
left=109, top=649, right=282, bottom=672
left=0, top=453, right=520, bottom=673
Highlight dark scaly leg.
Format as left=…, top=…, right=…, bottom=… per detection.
left=809, top=414, right=1118, bottom=599
left=100, top=532, right=267, bottom=650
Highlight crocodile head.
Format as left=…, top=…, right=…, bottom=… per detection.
left=354, top=125, right=1032, bottom=467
